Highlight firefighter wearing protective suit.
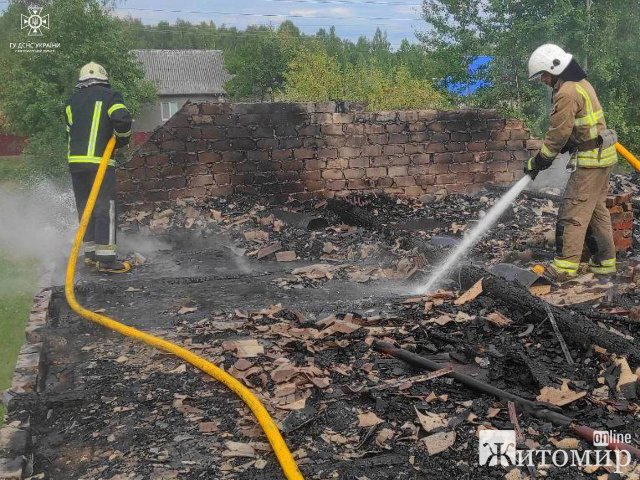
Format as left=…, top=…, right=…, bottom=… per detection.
left=524, top=44, right=618, bottom=281
left=65, top=62, right=132, bottom=273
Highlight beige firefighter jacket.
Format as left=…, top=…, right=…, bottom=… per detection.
left=540, top=78, right=617, bottom=168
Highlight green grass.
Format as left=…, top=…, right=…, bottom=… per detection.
left=0, top=155, right=29, bottom=183
left=0, top=252, right=38, bottom=425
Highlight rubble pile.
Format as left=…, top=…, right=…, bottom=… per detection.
left=9, top=174, right=640, bottom=479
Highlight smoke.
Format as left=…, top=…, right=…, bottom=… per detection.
left=0, top=178, right=77, bottom=266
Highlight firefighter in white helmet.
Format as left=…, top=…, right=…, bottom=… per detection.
left=524, top=44, right=618, bottom=281
left=65, top=62, right=132, bottom=273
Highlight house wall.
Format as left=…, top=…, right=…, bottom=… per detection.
left=133, top=95, right=226, bottom=132
left=118, top=101, right=540, bottom=207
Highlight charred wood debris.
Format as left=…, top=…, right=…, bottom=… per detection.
left=22, top=173, right=640, bottom=479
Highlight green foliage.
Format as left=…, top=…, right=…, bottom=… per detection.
left=281, top=46, right=449, bottom=111
left=421, top=0, right=640, bottom=153
left=0, top=0, right=155, bottom=176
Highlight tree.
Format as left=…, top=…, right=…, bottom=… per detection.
left=223, top=28, right=293, bottom=101
left=0, top=0, right=155, bottom=175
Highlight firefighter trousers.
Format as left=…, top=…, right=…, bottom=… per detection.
left=69, top=163, right=117, bottom=263
left=554, top=166, right=616, bottom=272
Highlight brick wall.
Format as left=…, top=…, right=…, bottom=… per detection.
left=607, top=193, right=634, bottom=252
left=118, top=101, right=540, bottom=207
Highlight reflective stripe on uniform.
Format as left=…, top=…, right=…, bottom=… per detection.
left=87, top=101, right=103, bottom=158
left=574, top=85, right=599, bottom=139
left=84, top=241, right=95, bottom=252
left=68, top=155, right=116, bottom=166
left=552, top=257, right=579, bottom=272
left=576, top=145, right=618, bottom=168
left=107, top=103, right=127, bottom=116
left=574, top=109, right=603, bottom=126
left=114, top=129, right=131, bottom=138
left=66, top=105, right=73, bottom=125
left=540, top=144, right=555, bottom=159
left=589, top=257, right=616, bottom=267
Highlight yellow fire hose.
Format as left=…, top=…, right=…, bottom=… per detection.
left=64, top=137, right=304, bottom=480
left=616, top=142, right=640, bottom=172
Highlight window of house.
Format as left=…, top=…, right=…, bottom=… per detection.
left=160, top=101, right=178, bottom=122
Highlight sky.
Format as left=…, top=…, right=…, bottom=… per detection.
left=110, top=0, right=427, bottom=50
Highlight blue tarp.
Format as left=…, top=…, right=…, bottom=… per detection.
left=445, top=55, right=492, bottom=96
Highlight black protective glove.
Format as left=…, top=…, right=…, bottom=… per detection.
left=523, top=152, right=553, bottom=180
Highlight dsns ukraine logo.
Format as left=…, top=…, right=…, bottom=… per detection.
left=21, top=6, right=50, bottom=36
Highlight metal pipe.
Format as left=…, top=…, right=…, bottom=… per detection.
left=373, top=341, right=640, bottom=458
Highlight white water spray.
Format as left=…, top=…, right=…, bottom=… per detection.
left=413, top=175, right=532, bottom=294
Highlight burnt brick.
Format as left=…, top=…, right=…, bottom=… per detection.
left=236, top=162, right=258, bottom=173
left=323, top=136, right=347, bottom=147
left=418, top=110, right=439, bottom=121
left=119, top=180, right=135, bottom=193
left=305, top=180, right=326, bottom=192
left=449, top=163, right=471, bottom=173
left=491, top=130, right=511, bottom=141
left=367, top=134, right=388, bottom=144
left=425, top=143, right=446, bottom=153
left=144, top=190, right=170, bottom=202
left=127, top=155, right=145, bottom=169
left=349, top=157, right=369, bottom=169
left=415, top=174, right=436, bottom=186
left=186, top=140, right=208, bottom=153
left=474, top=172, right=495, bottom=183
left=332, top=113, right=354, bottom=123
left=276, top=171, right=301, bottom=182
left=510, top=129, right=530, bottom=140
left=429, top=164, right=449, bottom=175
left=454, top=173, right=475, bottom=183
left=299, top=124, right=321, bottom=136
left=256, top=160, right=282, bottom=172
left=404, top=144, right=425, bottom=154
left=506, top=140, right=525, bottom=150
left=366, top=167, right=387, bottom=178
left=410, top=154, right=432, bottom=166
left=315, top=113, right=333, bottom=124
left=390, top=156, right=410, bottom=166
left=487, top=119, right=506, bottom=129
left=211, top=163, right=234, bottom=174
left=282, top=159, right=304, bottom=171
left=383, top=145, right=404, bottom=155
left=364, top=124, right=386, bottom=134
left=389, top=133, right=410, bottom=144
left=471, top=130, right=491, bottom=140
left=371, top=157, right=392, bottom=167
left=164, top=177, right=186, bottom=189
left=436, top=173, right=458, bottom=184
left=494, top=171, right=515, bottom=182
left=294, top=148, right=316, bottom=159
left=186, top=164, right=210, bottom=176
left=210, top=185, right=235, bottom=196
left=272, top=149, right=293, bottom=161
left=338, top=146, right=361, bottom=158
left=235, top=185, right=258, bottom=195
left=191, top=114, right=213, bottom=125
left=281, top=182, right=305, bottom=194
left=427, top=122, right=445, bottom=132
left=199, top=152, right=221, bottom=163
left=343, top=168, right=365, bottom=179
left=491, top=151, right=512, bottom=161
left=322, top=124, right=344, bottom=135
left=253, top=126, right=275, bottom=138
left=386, top=123, right=407, bottom=134
left=376, top=112, right=397, bottom=122
left=388, top=166, right=408, bottom=177
left=172, top=127, right=192, bottom=140
left=445, top=142, right=466, bottom=152
left=221, top=151, right=245, bottom=163
left=512, top=150, right=529, bottom=161
left=404, top=186, right=424, bottom=196
left=247, top=150, right=270, bottom=162
left=210, top=140, right=231, bottom=151
left=375, top=177, right=394, bottom=188
left=327, top=158, right=349, bottom=169
left=451, top=132, right=471, bottom=142
left=200, top=103, right=228, bottom=115
left=199, top=126, right=225, bottom=139
left=433, top=153, right=454, bottom=164
left=190, top=174, right=214, bottom=187
left=409, top=131, right=430, bottom=143
left=146, top=154, right=169, bottom=167
left=468, top=162, right=487, bottom=173
left=467, top=141, right=486, bottom=152
left=345, top=124, right=365, bottom=135
left=280, top=137, right=303, bottom=149
left=231, top=138, right=257, bottom=150
left=305, top=158, right=327, bottom=170
left=487, top=161, right=508, bottom=172
left=317, top=148, right=338, bottom=158
left=345, top=136, right=366, bottom=147
left=214, top=173, right=231, bottom=185
left=486, top=141, right=507, bottom=150
left=408, top=122, right=427, bottom=132
left=322, top=169, right=344, bottom=180
left=257, top=138, right=279, bottom=149
left=301, top=170, right=322, bottom=181
left=326, top=180, right=347, bottom=190
left=394, top=176, right=416, bottom=187
left=161, top=140, right=185, bottom=151
left=347, top=179, right=370, bottom=190
left=398, top=111, right=419, bottom=122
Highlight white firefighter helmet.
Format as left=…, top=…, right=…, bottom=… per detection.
left=527, top=44, right=572, bottom=80
left=78, top=62, right=108, bottom=82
